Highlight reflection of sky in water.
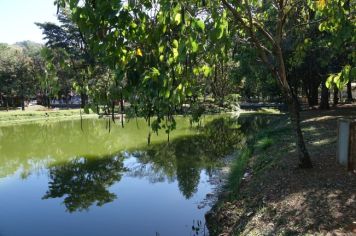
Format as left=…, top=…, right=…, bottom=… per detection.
left=0, top=153, right=214, bottom=236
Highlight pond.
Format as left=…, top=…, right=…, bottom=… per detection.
left=0, top=115, right=271, bottom=236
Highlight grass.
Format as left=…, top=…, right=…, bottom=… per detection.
left=0, top=108, right=97, bottom=126
left=237, top=107, right=283, bottom=115
left=227, top=148, right=253, bottom=194
left=255, top=136, right=274, bottom=150
left=226, top=116, right=291, bottom=197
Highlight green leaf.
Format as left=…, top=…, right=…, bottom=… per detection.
left=325, top=74, right=335, bottom=89
left=196, top=20, right=205, bottom=31
left=130, top=22, right=138, bottom=28
left=202, top=65, right=211, bottom=77
left=172, top=48, right=179, bottom=59
left=173, top=39, right=179, bottom=48
left=217, top=25, right=225, bottom=39
left=174, top=13, right=182, bottom=25
left=191, top=40, right=198, bottom=53
left=178, top=84, right=183, bottom=90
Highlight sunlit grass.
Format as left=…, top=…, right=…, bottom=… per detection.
left=227, top=148, right=253, bottom=194
left=0, top=109, right=97, bottom=126
left=255, top=137, right=274, bottom=150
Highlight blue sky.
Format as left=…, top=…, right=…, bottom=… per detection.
left=0, top=0, right=59, bottom=44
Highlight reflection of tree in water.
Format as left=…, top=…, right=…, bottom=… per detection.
left=43, top=155, right=126, bottom=213
left=176, top=160, right=201, bottom=199
left=131, top=117, right=251, bottom=199
left=42, top=115, right=274, bottom=209
left=198, top=117, right=247, bottom=156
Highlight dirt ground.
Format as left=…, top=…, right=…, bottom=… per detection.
left=208, top=104, right=356, bottom=236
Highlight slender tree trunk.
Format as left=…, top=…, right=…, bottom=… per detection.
left=66, top=93, right=69, bottom=109
left=320, top=81, right=330, bottom=109
left=346, top=80, right=353, bottom=102
left=307, top=83, right=319, bottom=107
left=275, top=48, right=313, bottom=168
left=80, top=92, right=87, bottom=108
left=111, top=101, right=115, bottom=122
left=333, top=87, right=339, bottom=107
left=278, top=71, right=313, bottom=168
left=286, top=93, right=313, bottom=168
left=120, top=93, right=124, bottom=128
left=20, top=85, right=25, bottom=111
left=47, top=96, right=51, bottom=109
left=6, top=96, right=9, bottom=111
left=21, top=95, right=25, bottom=111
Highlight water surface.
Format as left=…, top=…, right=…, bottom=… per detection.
left=0, top=115, right=270, bottom=236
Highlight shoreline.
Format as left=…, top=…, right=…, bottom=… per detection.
left=0, top=107, right=281, bottom=127
left=206, top=104, right=356, bottom=235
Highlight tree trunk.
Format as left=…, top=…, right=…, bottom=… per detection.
left=333, top=87, right=339, bottom=107
left=21, top=95, right=25, bottom=111
left=20, top=84, right=25, bottom=111
left=47, top=96, right=51, bottom=109
left=266, top=43, right=313, bottom=168
left=286, top=94, right=313, bottom=168
left=346, top=80, right=353, bottom=102
left=120, top=93, right=125, bottom=128
left=111, top=101, right=115, bottom=122
left=80, top=93, right=87, bottom=108
left=274, top=46, right=313, bottom=168
left=66, top=94, right=69, bottom=109
left=307, top=83, right=319, bottom=107
left=320, top=81, right=330, bottom=110
left=6, top=96, right=9, bottom=111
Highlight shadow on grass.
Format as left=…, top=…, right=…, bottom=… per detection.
left=209, top=105, right=356, bottom=235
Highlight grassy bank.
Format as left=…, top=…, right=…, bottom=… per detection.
left=207, top=105, right=356, bottom=235
left=0, top=109, right=97, bottom=126
left=226, top=117, right=290, bottom=197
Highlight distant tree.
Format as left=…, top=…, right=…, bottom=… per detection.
left=37, top=9, right=92, bottom=108
left=0, top=44, right=38, bottom=110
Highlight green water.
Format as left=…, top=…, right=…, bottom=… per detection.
left=0, top=115, right=271, bottom=236
left=0, top=116, right=200, bottom=177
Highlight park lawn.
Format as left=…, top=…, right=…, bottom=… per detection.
left=207, top=104, right=356, bottom=235
left=0, top=108, right=97, bottom=126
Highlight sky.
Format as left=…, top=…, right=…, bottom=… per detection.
left=0, top=0, right=59, bottom=45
